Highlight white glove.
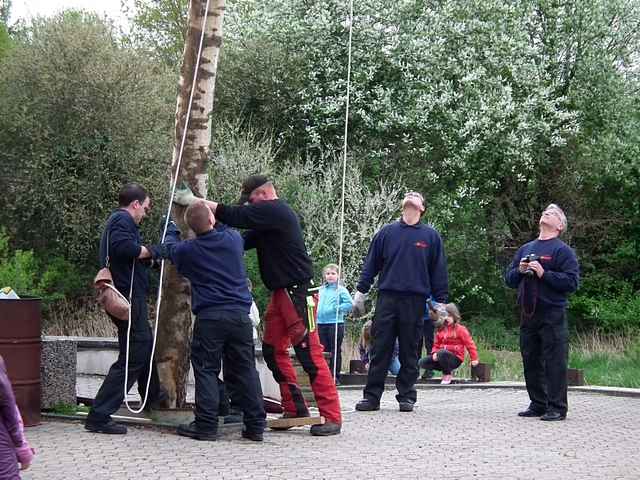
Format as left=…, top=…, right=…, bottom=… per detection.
left=173, top=184, right=198, bottom=206
left=352, top=291, right=368, bottom=318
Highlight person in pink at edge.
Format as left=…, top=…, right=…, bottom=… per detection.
left=0, top=355, right=35, bottom=479
left=418, top=303, right=479, bottom=384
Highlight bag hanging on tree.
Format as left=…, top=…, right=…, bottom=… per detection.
left=93, top=226, right=132, bottom=321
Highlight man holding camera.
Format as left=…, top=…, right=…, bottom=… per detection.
left=505, top=204, right=579, bottom=421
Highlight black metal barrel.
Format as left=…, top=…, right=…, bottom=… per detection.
left=0, top=297, right=42, bottom=426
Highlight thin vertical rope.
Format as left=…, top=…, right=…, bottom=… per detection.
left=332, top=0, right=354, bottom=380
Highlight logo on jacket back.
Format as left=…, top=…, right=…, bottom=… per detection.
left=415, top=241, right=428, bottom=249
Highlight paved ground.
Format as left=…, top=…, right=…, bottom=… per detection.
left=21, top=387, right=640, bottom=479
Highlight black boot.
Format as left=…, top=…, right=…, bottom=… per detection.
left=310, top=421, right=341, bottom=436
left=177, top=421, right=217, bottom=441
left=355, top=398, right=380, bottom=411
left=85, top=419, right=127, bottom=435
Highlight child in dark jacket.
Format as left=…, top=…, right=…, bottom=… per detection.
left=418, top=303, right=479, bottom=384
left=0, top=355, right=34, bottom=479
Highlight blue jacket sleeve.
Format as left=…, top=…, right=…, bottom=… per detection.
left=429, top=233, right=449, bottom=303
left=148, top=222, right=182, bottom=263
left=339, top=287, right=353, bottom=315
left=541, top=246, right=579, bottom=294
left=505, top=247, right=524, bottom=289
left=356, top=229, right=385, bottom=294
left=109, top=218, right=142, bottom=260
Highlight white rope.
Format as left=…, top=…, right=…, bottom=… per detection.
left=332, top=0, right=354, bottom=380
left=123, top=0, right=212, bottom=413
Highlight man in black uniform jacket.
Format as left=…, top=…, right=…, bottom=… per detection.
left=505, top=203, right=579, bottom=421
left=353, top=192, right=449, bottom=413
left=85, top=183, right=165, bottom=434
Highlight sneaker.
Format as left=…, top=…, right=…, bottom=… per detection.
left=176, top=421, right=217, bottom=441
left=398, top=401, right=414, bottom=412
left=270, top=411, right=310, bottom=431
left=241, top=430, right=264, bottom=442
left=310, top=422, right=341, bottom=436
left=355, top=398, right=380, bottom=411
left=441, top=374, right=453, bottom=385
left=84, top=420, right=127, bottom=435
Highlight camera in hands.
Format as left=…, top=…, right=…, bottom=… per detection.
left=521, top=253, right=541, bottom=277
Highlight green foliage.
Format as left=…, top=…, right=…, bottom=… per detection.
left=466, top=317, right=520, bottom=351
left=125, top=0, right=187, bottom=66
left=0, top=228, right=88, bottom=301
left=0, top=11, right=175, bottom=268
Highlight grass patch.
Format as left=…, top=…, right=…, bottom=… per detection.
left=341, top=325, right=640, bottom=387
left=569, top=332, right=640, bottom=388
left=49, top=403, right=90, bottom=415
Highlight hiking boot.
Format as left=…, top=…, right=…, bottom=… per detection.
left=270, top=411, right=310, bottom=431
left=241, top=430, right=264, bottom=442
left=84, top=419, right=127, bottom=435
left=310, top=421, right=341, bottom=436
left=398, top=401, right=414, bottom=412
left=177, top=421, right=217, bottom=441
left=355, top=398, right=380, bottom=411
left=440, top=374, right=453, bottom=385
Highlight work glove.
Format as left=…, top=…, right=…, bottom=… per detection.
left=352, top=291, right=368, bottom=318
left=173, top=182, right=197, bottom=206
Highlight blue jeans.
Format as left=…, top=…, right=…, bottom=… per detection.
left=388, top=356, right=401, bottom=375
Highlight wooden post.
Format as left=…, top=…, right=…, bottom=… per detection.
left=471, top=363, right=491, bottom=382
left=567, top=368, right=584, bottom=386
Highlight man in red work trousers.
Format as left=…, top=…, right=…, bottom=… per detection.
left=176, top=175, right=342, bottom=436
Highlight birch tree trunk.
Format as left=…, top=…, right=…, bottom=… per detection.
left=156, top=0, right=226, bottom=408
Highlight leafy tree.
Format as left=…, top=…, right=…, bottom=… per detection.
left=0, top=11, right=176, bottom=268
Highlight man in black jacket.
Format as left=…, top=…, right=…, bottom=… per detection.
left=505, top=204, right=579, bottom=421
left=352, top=192, right=449, bottom=413
left=85, top=183, right=164, bottom=434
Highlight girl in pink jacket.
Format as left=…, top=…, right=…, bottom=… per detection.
left=418, top=303, right=479, bottom=384
left=0, top=355, right=35, bottom=479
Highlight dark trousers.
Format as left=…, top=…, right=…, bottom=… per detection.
left=520, top=306, right=569, bottom=415
left=417, top=318, right=435, bottom=359
left=363, top=292, right=425, bottom=405
left=219, top=362, right=263, bottom=416
left=88, top=298, right=161, bottom=423
left=318, top=323, right=344, bottom=381
left=419, top=349, right=462, bottom=374
left=191, top=312, right=266, bottom=434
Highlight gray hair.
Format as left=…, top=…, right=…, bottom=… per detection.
left=545, top=203, right=567, bottom=231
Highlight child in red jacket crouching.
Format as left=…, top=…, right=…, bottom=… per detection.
left=418, top=303, right=479, bottom=384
